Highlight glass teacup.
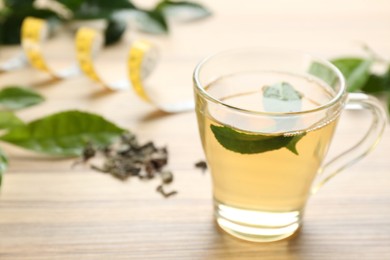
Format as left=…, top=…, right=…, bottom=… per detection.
left=193, top=48, right=386, bottom=242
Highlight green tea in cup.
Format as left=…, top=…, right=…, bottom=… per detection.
left=193, top=48, right=386, bottom=242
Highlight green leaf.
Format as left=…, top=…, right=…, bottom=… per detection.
left=361, top=74, right=389, bottom=93
left=0, top=15, right=26, bottom=45
left=263, top=82, right=302, bottom=101
left=156, top=0, right=211, bottom=22
left=56, top=0, right=84, bottom=12
left=388, top=94, right=390, bottom=116
left=0, top=111, right=24, bottom=130
left=286, top=134, right=306, bottom=155
left=4, top=0, right=34, bottom=9
left=361, top=66, right=390, bottom=94
left=72, top=0, right=135, bottom=20
left=262, top=82, right=302, bottom=112
left=331, top=58, right=372, bottom=92
left=84, top=0, right=134, bottom=10
left=104, top=16, right=127, bottom=46
left=308, top=61, right=339, bottom=86
left=0, top=8, right=58, bottom=45
left=132, top=9, right=168, bottom=34
left=210, top=124, right=305, bottom=155
left=0, top=110, right=126, bottom=156
left=0, top=86, right=45, bottom=110
left=0, top=146, right=9, bottom=187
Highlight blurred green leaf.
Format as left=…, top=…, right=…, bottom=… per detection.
left=4, top=0, right=34, bottom=9
left=104, top=17, right=127, bottom=46
left=0, top=15, right=24, bottom=44
left=156, top=0, right=211, bottom=22
left=85, top=0, right=134, bottom=9
left=71, top=0, right=135, bottom=19
left=308, top=61, right=339, bottom=86
left=58, top=0, right=135, bottom=12
left=0, top=111, right=24, bottom=130
left=56, top=0, right=84, bottom=11
left=0, top=146, right=8, bottom=186
left=0, top=110, right=126, bottom=156
left=331, top=58, right=372, bottom=92
left=0, top=8, right=58, bottom=45
left=0, top=86, right=45, bottom=110
left=361, top=73, right=390, bottom=93
left=133, top=9, right=168, bottom=34
left=388, top=94, right=390, bottom=115
left=1, top=0, right=210, bottom=45
left=369, top=74, right=389, bottom=93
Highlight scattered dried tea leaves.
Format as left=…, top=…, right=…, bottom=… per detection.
left=78, top=132, right=177, bottom=198
left=160, top=170, right=174, bottom=184
left=195, top=160, right=207, bottom=173
left=72, top=142, right=96, bottom=166
left=82, top=143, right=97, bottom=162
left=156, top=184, right=178, bottom=198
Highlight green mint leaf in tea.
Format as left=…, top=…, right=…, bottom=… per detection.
left=262, top=82, right=303, bottom=133
left=262, top=82, right=302, bottom=113
left=263, top=82, right=302, bottom=101
left=210, top=124, right=304, bottom=155
left=208, top=82, right=306, bottom=155
left=285, top=133, right=306, bottom=155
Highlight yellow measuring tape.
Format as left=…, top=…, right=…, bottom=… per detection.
left=128, top=39, right=159, bottom=102
left=75, top=27, right=129, bottom=91
left=128, top=40, right=194, bottom=112
left=75, top=27, right=194, bottom=112
left=20, top=17, right=194, bottom=113
left=21, top=17, right=79, bottom=78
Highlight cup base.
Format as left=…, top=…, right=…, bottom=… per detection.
left=214, top=201, right=302, bottom=242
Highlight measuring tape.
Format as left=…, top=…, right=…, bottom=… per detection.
left=21, top=17, right=79, bottom=78
left=75, top=27, right=129, bottom=91
left=76, top=27, right=194, bottom=112
left=19, top=17, right=194, bottom=113
left=129, top=39, right=194, bottom=112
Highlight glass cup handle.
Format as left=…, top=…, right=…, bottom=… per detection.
left=311, top=92, right=387, bottom=194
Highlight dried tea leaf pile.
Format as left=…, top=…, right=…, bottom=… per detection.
left=79, top=132, right=177, bottom=198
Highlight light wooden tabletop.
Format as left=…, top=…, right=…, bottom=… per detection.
left=1, top=0, right=390, bottom=259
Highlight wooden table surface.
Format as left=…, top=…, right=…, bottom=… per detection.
left=1, top=0, right=390, bottom=259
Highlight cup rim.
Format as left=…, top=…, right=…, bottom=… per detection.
left=193, top=47, right=346, bottom=116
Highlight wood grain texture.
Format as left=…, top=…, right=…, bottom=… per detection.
left=1, top=0, right=390, bottom=259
